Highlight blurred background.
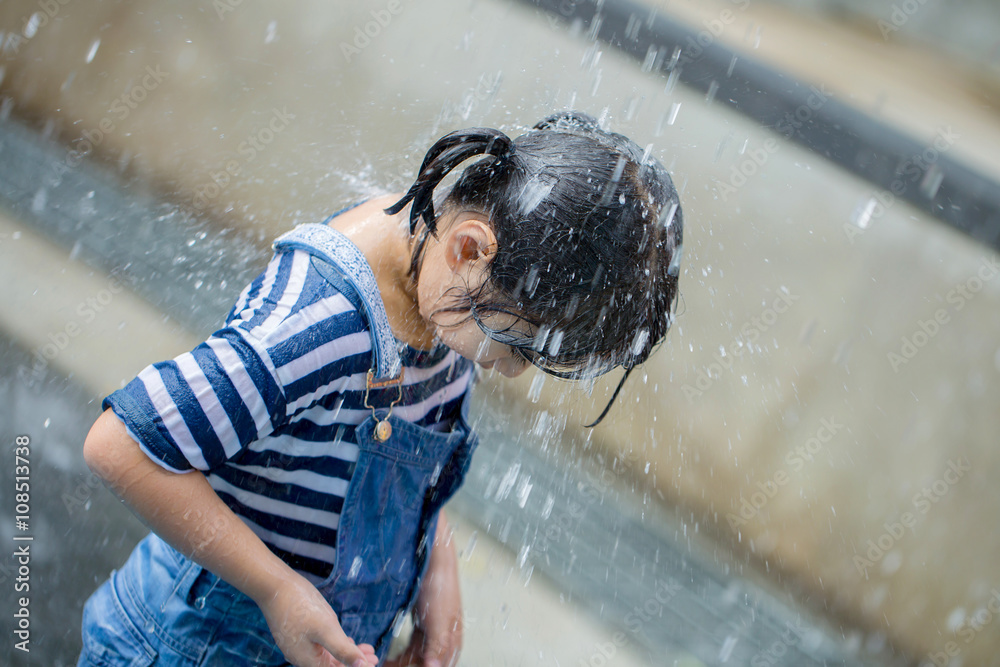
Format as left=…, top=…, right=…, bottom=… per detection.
left=1, top=1, right=999, bottom=665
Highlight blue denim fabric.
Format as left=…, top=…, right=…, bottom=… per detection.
left=78, top=533, right=286, bottom=666
left=79, top=219, right=478, bottom=665
left=319, top=396, right=477, bottom=656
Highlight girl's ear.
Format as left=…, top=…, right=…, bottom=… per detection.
left=444, top=214, right=497, bottom=274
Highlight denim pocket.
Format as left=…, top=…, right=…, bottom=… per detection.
left=78, top=575, right=157, bottom=667
left=374, top=474, right=426, bottom=589
left=352, top=452, right=425, bottom=590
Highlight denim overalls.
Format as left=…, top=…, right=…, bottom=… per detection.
left=78, top=221, right=479, bottom=666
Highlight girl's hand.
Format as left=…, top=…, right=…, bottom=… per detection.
left=258, top=571, right=378, bottom=667
left=83, top=409, right=377, bottom=667
left=386, top=514, right=463, bottom=667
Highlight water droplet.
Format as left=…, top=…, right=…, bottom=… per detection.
left=851, top=197, right=878, bottom=229
left=946, top=606, right=966, bottom=632
left=85, top=38, right=101, bottom=64
left=516, top=475, right=532, bottom=508
left=541, top=494, right=555, bottom=520
left=463, top=531, right=477, bottom=560
left=667, top=101, right=681, bottom=125
left=664, top=65, right=679, bottom=94
left=641, top=45, right=658, bottom=72
left=718, top=635, right=738, bottom=662
left=24, top=13, right=42, bottom=39
left=532, top=325, right=551, bottom=352
left=475, top=336, right=491, bottom=363
left=631, top=329, right=649, bottom=356
left=527, top=374, right=545, bottom=403
left=641, top=143, right=654, bottom=165
left=581, top=43, right=601, bottom=71
left=32, top=189, right=47, bottom=214
left=705, top=80, right=719, bottom=105
left=548, top=330, right=564, bottom=356
left=880, top=549, right=902, bottom=576
left=494, top=462, right=521, bottom=503
left=265, top=21, right=277, bottom=44
left=517, top=173, right=556, bottom=216
left=590, top=69, right=602, bottom=97
left=517, top=543, right=530, bottom=568
left=920, top=164, right=944, bottom=199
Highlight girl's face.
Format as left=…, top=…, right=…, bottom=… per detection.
left=415, top=211, right=532, bottom=378
left=433, top=314, right=532, bottom=378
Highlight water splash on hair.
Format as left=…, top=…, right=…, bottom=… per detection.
left=517, top=173, right=557, bottom=217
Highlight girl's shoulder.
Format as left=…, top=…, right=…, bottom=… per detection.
left=227, top=245, right=370, bottom=349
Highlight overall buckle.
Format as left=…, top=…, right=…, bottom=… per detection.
left=364, top=370, right=405, bottom=442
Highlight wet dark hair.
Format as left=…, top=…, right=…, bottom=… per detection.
left=385, top=111, right=683, bottom=426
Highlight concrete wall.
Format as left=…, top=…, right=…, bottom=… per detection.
left=2, top=0, right=1000, bottom=664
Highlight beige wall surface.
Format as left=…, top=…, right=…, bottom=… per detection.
left=2, top=1, right=1000, bottom=664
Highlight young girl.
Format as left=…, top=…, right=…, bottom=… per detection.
left=78, top=111, right=683, bottom=667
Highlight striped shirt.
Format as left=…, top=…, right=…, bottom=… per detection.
left=103, top=246, right=474, bottom=582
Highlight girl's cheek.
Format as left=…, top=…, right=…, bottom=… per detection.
left=497, top=358, right=530, bottom=378
left=475, top=336, right=494, bottom=362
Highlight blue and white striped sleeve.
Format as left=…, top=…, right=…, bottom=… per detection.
left=102, top=249, right=370, bottom=473
left=102, top=327, right=289, bottom=473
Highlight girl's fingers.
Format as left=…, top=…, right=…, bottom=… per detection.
left=312, top=626, right=372, bottom=667
left=382, top=644, right=420, bottom=667
left=358, top=644, right=378, bottom=663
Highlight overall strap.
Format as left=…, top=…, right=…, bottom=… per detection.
left=272, top=223, right=403, bottom=381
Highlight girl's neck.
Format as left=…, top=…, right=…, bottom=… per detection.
left=326, top=195, right=439, bottom=351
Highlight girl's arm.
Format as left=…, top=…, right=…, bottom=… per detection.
left=84, top=408, right=377, bottom=667
left=386, top=511, right=463, bottom=667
